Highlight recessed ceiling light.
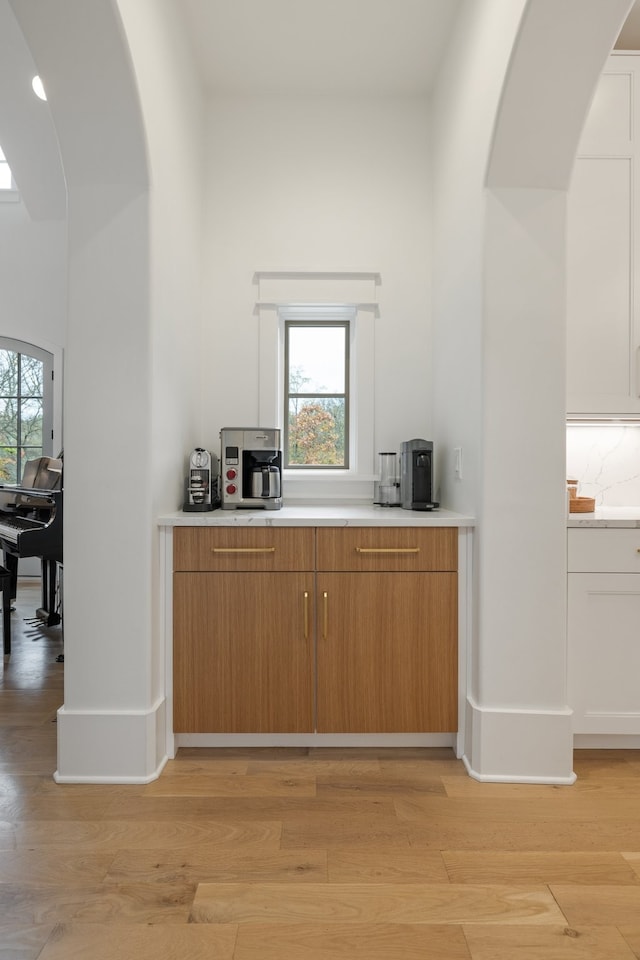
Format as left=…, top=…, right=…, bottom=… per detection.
left=32, top=75, right=47, bottom=101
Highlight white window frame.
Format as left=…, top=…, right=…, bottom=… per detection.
left=256, top=271, right=378, bottom=500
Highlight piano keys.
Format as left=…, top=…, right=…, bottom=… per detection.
left=0, top=457, right=63, bottom=627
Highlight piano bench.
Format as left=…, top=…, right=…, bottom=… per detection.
left=0, top=566, right=11, bottom=656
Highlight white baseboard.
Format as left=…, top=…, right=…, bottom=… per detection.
left=173, top=733, right=456, bottom=749
left=55, top=698, right=167, bottom=783
left=574, top=734, right=640, bottom=749
left=462, top=698, right=576, bottom=784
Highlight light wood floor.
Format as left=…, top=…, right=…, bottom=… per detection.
left=2, top=581, right=640, bottom=959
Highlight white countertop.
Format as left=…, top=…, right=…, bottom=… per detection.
left=159, top=502, right=475, bottom=527
left=568, top=506, right=640, bottom=528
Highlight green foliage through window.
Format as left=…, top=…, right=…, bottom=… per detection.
left=284, top=320, right=349, bottom=468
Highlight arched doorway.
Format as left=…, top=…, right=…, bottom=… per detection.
left=7, top=0, right=636, bottom=783
left=469, top=0, right=635, bottom=781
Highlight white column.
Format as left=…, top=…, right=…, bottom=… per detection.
left=56, top=185, right=161, bottom=783
left=466, top=186, right=573, bottom=782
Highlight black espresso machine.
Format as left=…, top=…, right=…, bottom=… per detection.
left=220, top=428, right=283, bottom=510
left=400, top=438, right=439, bottom=511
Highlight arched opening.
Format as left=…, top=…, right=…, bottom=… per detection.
left=2, top=0, right=636, bottom=783
left=470, top=0, right=634, bottom=780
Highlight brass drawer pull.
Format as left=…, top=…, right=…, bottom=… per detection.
left=323, top=591, right=328, bottom=639
left=303, top=591, right=309, bottom=639
left=212, top=547, right=276, bottom=554
left=355, top=547, right=420, bottom=554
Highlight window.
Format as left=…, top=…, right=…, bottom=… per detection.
left=256, top=271, right=377, bottom=498
left=0, top=146, right=17, bottom=193
left=0, top=146, right=19, bottom=202
left=0, top=147, right=12, bottom=190
left=284, top=319, right=349, bottom=468
left=0, top=339, right=54, bottom=483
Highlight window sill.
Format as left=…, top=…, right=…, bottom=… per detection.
left=0, top=190, right=20, bottom=203
left=283, top=470, right=376, bottom=501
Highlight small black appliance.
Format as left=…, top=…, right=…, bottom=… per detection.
left=400, top=439, right=439, bottom=511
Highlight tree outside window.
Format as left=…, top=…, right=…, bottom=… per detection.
left=284, top=320, right=349, bottom=468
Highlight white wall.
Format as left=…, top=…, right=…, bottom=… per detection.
left=118, top=0, right=205, bottom=512
left=432, top=0, right=528, bottom=516
left=117, top=0, right=205, bottom=750
left=201, top=95, right=433, bottom=473
left=0, top=203, right=65, bottom=352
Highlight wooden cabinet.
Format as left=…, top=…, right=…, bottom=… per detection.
left=567, top=54, right=640, bottom=416
left=173, top=528, right=314, bottom=733
left=173, top=525, right=458, bottom=735
left=316, top=527, right=457, bottom=733
left=316, top=572, right=457, bottom=733
left=567, top=528, right=640, bottom=734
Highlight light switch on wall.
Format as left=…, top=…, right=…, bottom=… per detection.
left=454, top=447, right=462, bottom=480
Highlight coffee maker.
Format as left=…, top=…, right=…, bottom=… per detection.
left=400, top=439, right=439, bottom=511
left=220, top=428, right=283, bottom=510
left=183, top=447, right=218, bottom=511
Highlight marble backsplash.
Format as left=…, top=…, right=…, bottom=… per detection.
left=567, top=424, right=640, bottom=505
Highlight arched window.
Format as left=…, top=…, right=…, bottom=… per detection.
left=0, top=338, right=54, bottom=483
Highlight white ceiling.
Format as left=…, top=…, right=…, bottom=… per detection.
left=179, top=0, right=462, bottom=96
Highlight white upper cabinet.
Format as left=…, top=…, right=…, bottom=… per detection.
left=567, top=55, right=640, bottom=416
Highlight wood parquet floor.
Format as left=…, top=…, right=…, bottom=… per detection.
left=2, top=581, right=640, bottom=958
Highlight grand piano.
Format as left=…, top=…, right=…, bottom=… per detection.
left=0, top=456, right=63, bottom=627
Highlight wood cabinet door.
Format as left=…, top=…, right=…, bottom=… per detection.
left=316, top=572, right=457, bottom=733
left=173, top=572, right=314, bottom=733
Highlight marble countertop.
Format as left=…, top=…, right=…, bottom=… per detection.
left=568, top=506, right=640, bottom=528
left=159, top=502, right=475, bottom=527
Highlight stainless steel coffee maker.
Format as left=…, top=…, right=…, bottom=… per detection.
left=220, top=428, right=283, bottom=510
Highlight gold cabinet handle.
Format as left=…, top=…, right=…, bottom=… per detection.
left=212, top=547, right=276, bottom=554
left=322, top=591, right=328, bottom=639
left=355, top=547, right=420, bottom=554
left=303, top=591, right=309, bottom=639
